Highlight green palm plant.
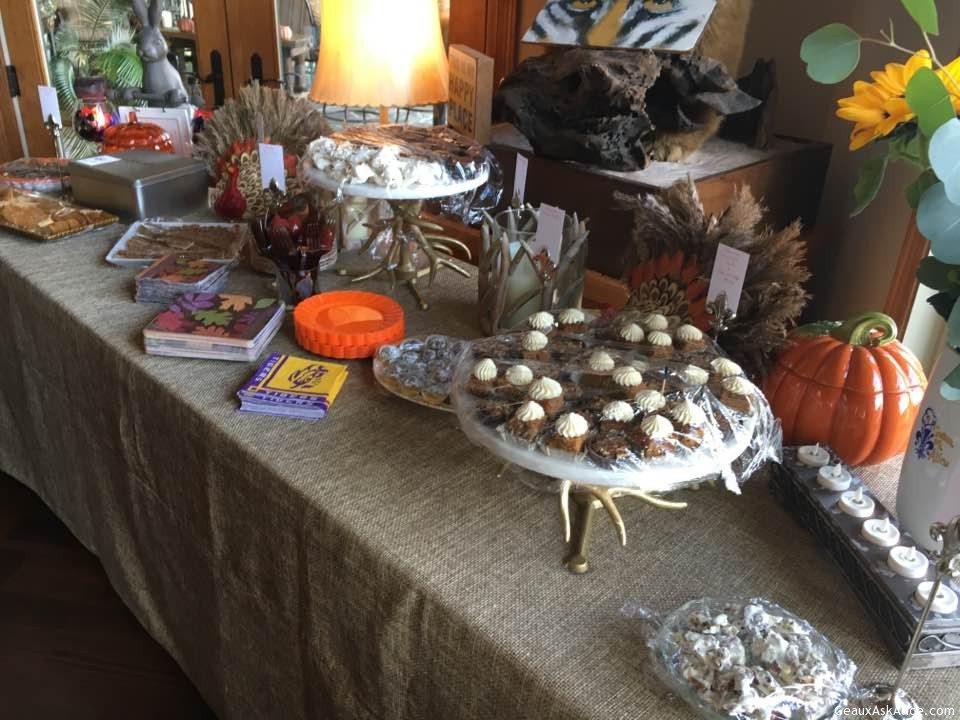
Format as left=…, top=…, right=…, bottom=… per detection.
left=46, top=0, right=143, bottom=158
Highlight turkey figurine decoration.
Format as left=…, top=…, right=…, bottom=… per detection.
left=764, top=312, right=927, bottom=465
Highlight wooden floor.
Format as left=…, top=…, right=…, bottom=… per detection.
left=0, top=473, right=216, bottom=720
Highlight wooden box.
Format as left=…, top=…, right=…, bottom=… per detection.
left=489, top=126, right=832, bottom=280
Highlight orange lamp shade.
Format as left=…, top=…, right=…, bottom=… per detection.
left=309, top=0, right=449, bottom=108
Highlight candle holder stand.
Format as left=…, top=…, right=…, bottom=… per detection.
left=771, top=450, right=960, bottom=669
left=852, top=516, right=960, bottom=716
left=478, top=206, right=590, bottom=335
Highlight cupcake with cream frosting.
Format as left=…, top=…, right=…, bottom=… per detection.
left=468, top=358, right=498, bottom=396
left=643, top=313, right=670, bottom=332
left=527, top=376, right=564, bottom=417
left=676, top=324, right=706, bottom=351
left=681, top=364, right=710, bottom=387
left=547, top=412, right=590, bottom=454
left=668, top=398, right=708, bottom=448
left=599, top=400, right=635, bottom=433
left=557, top=308, right=587, bottom=333
left=645, top=330, right=674, bottom=359
left=505, top=400, right=547, bottom=441
left=503, top=364, right=534, bottom=398
left=583, top=349, right=616, bottom=387
left=631, top=413, right=676, bottom=459
left=719, top=375, right=754, bottom=414
left=633, top=389, right=667, bottom=415
left=527, top=311, right=555, bottom=334
left=618, top=323, right=645, bottom=345
left=521, top=330, right=550, bottom=362
left=612, top=365, right=645, bottom=399
left=709, top=357, right=745, bottom=394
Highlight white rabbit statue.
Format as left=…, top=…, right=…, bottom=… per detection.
left=128, top=0, right=188, bottom=107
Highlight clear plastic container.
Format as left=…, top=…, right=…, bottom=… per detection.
left=626, top=597, right=857, bottom=720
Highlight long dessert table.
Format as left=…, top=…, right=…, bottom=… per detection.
left=0, top=224, right=958, bottom=719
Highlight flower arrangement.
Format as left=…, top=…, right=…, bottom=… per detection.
left=801, top=0, right=960, bottom=398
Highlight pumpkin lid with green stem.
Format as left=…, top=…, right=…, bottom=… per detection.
left=781, top=312, right=925, bottom=394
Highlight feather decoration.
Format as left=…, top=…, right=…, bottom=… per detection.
left=617, top=178, right=811, bottom=378
left=193, top=85, right=330, bottom=178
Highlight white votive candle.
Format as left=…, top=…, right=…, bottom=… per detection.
left=798, top=444, right=831, bottom=468
left=915, top=582, right=959, bottom=615
left=839, top=486, right=875, bottom=518
left=861, top=517, right=901, bottom=547
left=887, top=546, right=930, bottom=579
left=817, top=463, right=851, bottom=491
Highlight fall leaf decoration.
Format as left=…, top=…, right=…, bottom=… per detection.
left=617, top=178, right=811, bottom=378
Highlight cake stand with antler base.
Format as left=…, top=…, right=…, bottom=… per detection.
left=300, top=159, right=488, bottom=311
left=452, top=322, right=778, bottom=574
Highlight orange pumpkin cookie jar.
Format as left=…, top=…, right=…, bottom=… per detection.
left=765, top=312, right=927, bottom=465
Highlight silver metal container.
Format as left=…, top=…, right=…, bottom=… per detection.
left=68, top=150, right=209, bottom=220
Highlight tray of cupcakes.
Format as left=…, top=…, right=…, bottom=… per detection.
left=450, top=310, right=780, bottom=492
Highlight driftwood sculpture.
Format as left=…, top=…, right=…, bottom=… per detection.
left=479, top=206, right=589, bottom=334
left=493, top=47, right=759, bottom=170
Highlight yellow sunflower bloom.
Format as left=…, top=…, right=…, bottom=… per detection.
left=836, top=50, right=935, bottom=151
left=936, top=55, right=960, bottom=112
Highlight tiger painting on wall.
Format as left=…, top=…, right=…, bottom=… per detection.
left=523, top=0, right=718, bottom=54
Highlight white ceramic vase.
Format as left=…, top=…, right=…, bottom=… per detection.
left=896, top=345, right=960, bottom=551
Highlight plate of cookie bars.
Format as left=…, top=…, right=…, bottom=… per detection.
left=0, top=187, right=117, bottom=240
left=106, top=220, right=249, bottom=267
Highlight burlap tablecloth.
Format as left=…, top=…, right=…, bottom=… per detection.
left=0, top=224, right=957, bottom=719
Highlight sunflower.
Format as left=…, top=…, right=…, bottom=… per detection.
left=937, top=55, right=960, bottom=112
left=836, top=50, right=933, bottom=150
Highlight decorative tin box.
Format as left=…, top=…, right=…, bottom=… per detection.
left=68, top=150, right=208, bottom=219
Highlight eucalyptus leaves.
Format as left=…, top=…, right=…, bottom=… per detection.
left=802, top=0, right=960, bottom=399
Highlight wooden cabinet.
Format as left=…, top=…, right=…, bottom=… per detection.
left=449, top=0, right=522, bottom=84
left=195, top=0, right=280, bottom=108
left=0, top=0, right=54, bottom=158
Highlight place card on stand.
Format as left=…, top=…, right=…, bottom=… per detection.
left=533, top=203, right=566, bottom=265
left=707, top=243, right=750, bottom=312
left=514, top=153, right=529, bottom=206
left=259, top=143, right=286, bottom=192
left=38, top=85, right=61, bottom=126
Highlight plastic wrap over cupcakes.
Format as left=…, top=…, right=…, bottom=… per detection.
left=373, top=335, right=471, bottom=412
left=623, top=597, right=857, bottom=720
left=450, top=310, right=781, bottom=492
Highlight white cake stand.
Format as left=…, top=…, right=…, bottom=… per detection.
left=301, top=156, right=489, bottom=310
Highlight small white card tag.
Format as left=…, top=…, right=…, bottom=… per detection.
left=514, top=153, right=529, bottom=205
left=77, top=155, right=120, bottom=166
left=38, top=85, right=61, bottom=126
left=534, top=203, right=566, bottom=266
left=258, top=143, right=286, bottom=192
left=707, top=243, right=751, bottom=313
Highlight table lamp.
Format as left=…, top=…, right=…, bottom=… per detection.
left=309, top=0, right=449, bottom=123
